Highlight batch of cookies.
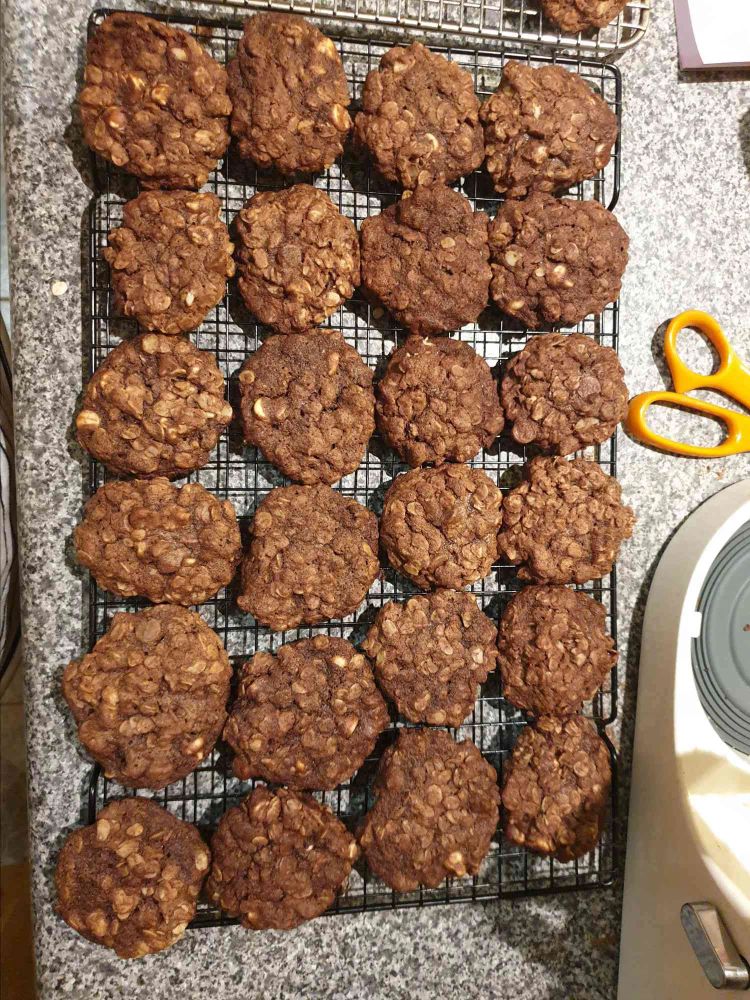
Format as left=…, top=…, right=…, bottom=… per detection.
left=56, top=9, right=636, bottom=958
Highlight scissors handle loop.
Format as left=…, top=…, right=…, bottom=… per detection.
left=664, top=309, right=750, bottom=400
left=625, top=390, right=750, bottom=458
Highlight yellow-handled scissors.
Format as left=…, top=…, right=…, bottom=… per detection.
left=625, top=310, right=750, bottom=458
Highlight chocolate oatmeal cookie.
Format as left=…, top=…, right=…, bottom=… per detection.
left=489, top=194, right=629, bottom=329
left=80, top=13, right=231, bottom=189
left=498, top=585, right=616, bottom=715
left=56, top=798, right=209, bottom=958
left=235, top=185, right=360, bottom=334
left=359, top=728, right=499, bottom=891
left=237, top=484, right=379, bottom=630
left=207, top=787, right=357, bottom=930
left=103, top=191, right=234, bottom=334
left=543, top=0, right=629, bottom=32
left=63, top=605, right=231, bottom=789
left=239, top=332, right=374, bottom=484
left=76, top=334, right=233, bottom=478
left=362, top=590, right=497, bottom=726
left=501, top=334, right=628, bottom=455
left=75, top=479, right=242, bottom=605
left=497, top=456, right=635, bottom=584
left=502, top=715, right=611, bottom=861
left=480, top=61, right=618, bottom=198
left=376, top=336, right=503, bottom=466
left=361, top=185, right=490, bottom=336
left=380, top=464, right=503, bottom=590
left=225, top=635, right=388, bottom=789
left=354, top=43, right=484, bottom=188
left=228, top=14, right=351, bottom=175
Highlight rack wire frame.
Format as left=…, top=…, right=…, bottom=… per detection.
left=202, top=0, right=651, bottom=55
left=84, top=8, right=623, bottom=924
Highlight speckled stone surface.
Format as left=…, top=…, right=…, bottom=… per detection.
left=2, top=0, right=749, bottom=997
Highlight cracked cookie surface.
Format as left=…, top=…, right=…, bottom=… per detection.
left=498, top=585, right=616, bottom=715
left=207, top=787, right=357, bottom=929
left=103, top=191, right=234, bottom=334
left=63, top=605, right=231, bottom=790
left=239, top=332, right=374, bottom=484
left=497, top=456, right=634, bottom=584
left=501, top=333, right=628, bottom=455
left=502, top=715, right=611, bottom=861
left=56, top=798, right=209, bottom=957
left=381, top=464, right=503, bottom=590
left=358, top=727, right=500, bottom=891
left=237, top=483, right=379, bottom=630
left=489, top=194, right=628, bottom=329
left=76, top=334, right=233, bottom=478
left=228, top=13, right=351, bottom=174
left=360, top=185, right=490, bottom=336
left=363, top=590, right=497, bottom=726
left=225, top=635, right=388, bottom=789
left=376, top=336, right=503, bottom=466
left=354, top=42, right=484, bottom=188
left=542, top=0, right=629, bottom=32
left=80, top=12, right=231, bottom=189
left=236, top=184, right=360, bottom=334
left=480, top=61, right=617, bottom=198
left=75, top=478, right=242, bottom=605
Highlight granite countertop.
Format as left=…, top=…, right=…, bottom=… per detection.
left=3, top=0, right=749, bottom=997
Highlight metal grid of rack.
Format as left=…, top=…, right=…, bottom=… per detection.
left=84, top=8, right=622, bottom=923
left=203, top=0, right=651, bottom=55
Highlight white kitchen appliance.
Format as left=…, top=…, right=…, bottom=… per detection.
left=619, top=480, right=750, bottom=997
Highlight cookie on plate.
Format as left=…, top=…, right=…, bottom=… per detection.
left=238, top=332, right=374, bottom=484
left=542, top=0, right=629, bottom=32
left=358, top=727, right=499, bottom=891
left=498, top=585, right=616, bottom=715
left=56, top=798, right=209, bottom=957
left=80, top=12, right=231, bottom=189
left=489, top=194, right=629, bottom=329
left=354, top=42, right=484, bottom=188
left=224, top=635, right=388, bottom=789
left=501, top=715, right=611, bottom=861
left=75, top=478, right=242, bottom=605
left=228, top=13, right=351, bottom=174
left=380, top=464, right=503, bottom=590
left=103, top=191, right=234, bottom=335
left=480, top=61, right=618, bottom=198
left=235, top=184, right=360, bottom=334
left=76, top=334, right=233, bottom=478
left=501, top=333, right=628, bottom=455
left=207, top=786, right=357, bottom=930
left=362, top=590, right=497, bottom=726
left=497, top=456, right=634, bottom=584
left=360, top=185, right=491, bottom=336
left=63, top=605, right=231, bottom=789
left=237, top=483, right=379, bottom=630
left=376, top=336, right=503, bottom=466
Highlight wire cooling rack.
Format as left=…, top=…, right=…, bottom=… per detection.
left=204, top=0, right=651, bottom=55
left=84, top=8, right=623, bottom=924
